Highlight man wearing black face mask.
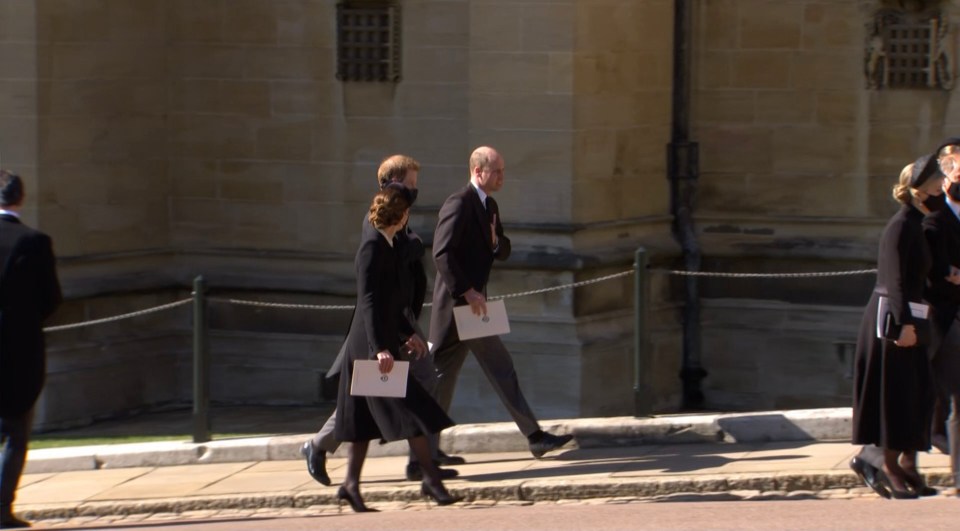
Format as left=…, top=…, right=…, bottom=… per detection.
left=921, top=138, right=960, bottom=497
left=300, top=155, right=461, bottom=487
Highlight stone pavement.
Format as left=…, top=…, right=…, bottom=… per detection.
left=13, top=407, right=957, bottom=527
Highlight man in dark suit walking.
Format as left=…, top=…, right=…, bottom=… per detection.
left=428, top=146, right=572, bottom=458
left=0, top=170, right=62, bottom=528
left=921, top=138, right=960, bottom=496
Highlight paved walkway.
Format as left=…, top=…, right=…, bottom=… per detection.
left=16, top=440, right=955, bottom=527
left=13, top=406, right=957, bottom=527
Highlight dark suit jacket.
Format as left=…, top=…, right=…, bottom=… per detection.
left=0, top=213, right=62, bottom=417
left=428, top=184, right=511, bottom=351
left=923, top=203, right=960, bottom=335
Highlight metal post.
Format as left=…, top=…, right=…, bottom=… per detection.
left=634, top=247, right=652, bottom=417
left=192, top=275, right=211, bottom=443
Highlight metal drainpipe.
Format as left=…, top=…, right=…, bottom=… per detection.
left=667, top=0, right=707, bottom=410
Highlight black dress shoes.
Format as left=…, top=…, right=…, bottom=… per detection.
left=405, top=463, right=459, bottom=481
left=849, top=457, right=891, bottom=499
left=436, top=450, right=466, bottom=466
left=300, top=441, right=331, bottom=486
left=528, top=431, right=574, bottom=458
left=0, top=513, right=31, bottom=528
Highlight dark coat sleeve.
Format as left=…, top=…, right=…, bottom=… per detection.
left=433, top=193, right=472, bottom=298
left=356, top=237, right=389, bottom=356
left=923, top=212, right=960, bottom=306
left=881, top=212, right=925, bottom=327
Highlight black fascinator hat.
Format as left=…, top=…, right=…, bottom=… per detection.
left=383, top=181, right=417, bottom=207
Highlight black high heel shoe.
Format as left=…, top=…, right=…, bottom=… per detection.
left=421, top=481, right=463, bottom=507
left=337, top=485, right=379, bottom=513
left=875, top=469, right=920, bottom=500
left=903, top=470, right=938, bottom=497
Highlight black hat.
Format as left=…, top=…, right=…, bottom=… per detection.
left=383, top=181, right=416, bottom=207
left=913, top=136, right=960, bottom=187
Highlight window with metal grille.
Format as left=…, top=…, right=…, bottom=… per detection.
left=336, top=1, right=401, bottom=82
left=866, top=8, right=954, bottom=90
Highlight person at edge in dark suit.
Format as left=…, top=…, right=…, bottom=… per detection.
left=300, top=155, right=461, bottom=487
left=0, top=170, right=63, bottom=529
left=920, top=137, right=960, bottom=497
left=428, top=146, right=573, bottom=459
left=331, top=186, right=461, bottom=512
left=850, top=157, right=942, bottom=500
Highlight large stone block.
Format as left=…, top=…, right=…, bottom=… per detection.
left=792, top=52, right=861, bottom=90
left=395, top=83, right=468, bottom=119
left=167, top=114, right=256, bottom=158
left=405, top=0, right=469, bottom=48
left=701, top=0, right=738, bottom=49
left=697, top=126, right=775, bottom=174
left=738, top=2, right=802, bottom=49
left=271, top=80, right=341, bottom=116
left=245, top=47, right=332, bottom=80
left=0, top=0, right=37, bottom=41
left=222, top=0, right=279, bottom=44
left=275, top=0, right=335, bottom=47
left=730, top=51, right=793, bottom=89
left=0, top=79, right=37, bottom=115
left=468, top=1, right=521, bottom=51
left=771, top=125, right=855, bottom=174
left=36, top=0, right=111, bottom=42
left=50, top=43, right=165, bottom=79
left=755, top=91, right=816, bottom=123
left=103, top=0, right=165, bottom=42
left=255, top=118, right=313, bottom=160
left=46, top=79, right=166, bottom=116
left=168, top=0, right=223, bottom=42
left=520, top=2, right=574, bottom=52
left=169, top=45, right=246, bottom=78
left=802, top=2, right=862, bottom=49
left=698, top=90, right=756, bottom=124
left=815, top=91, right=859, bottom=124
left=699, top=51, right=732, bottom=89
left=471, top=52, right=551, bottom=93
left=404, top=47, right=469, bottom=84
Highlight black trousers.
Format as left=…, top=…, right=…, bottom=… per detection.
left=0, top=409, right=34, bottom=511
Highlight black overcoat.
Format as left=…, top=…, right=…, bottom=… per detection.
left=852, top=204, right=933, bottom=452
left=334, top=226, right=452, bottom=442
left=0, top=214, right=62, bottom=417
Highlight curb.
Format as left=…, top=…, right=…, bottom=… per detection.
left=26, top=408, right=854, bottom=474
left=19, top=469, right=955, bottom=522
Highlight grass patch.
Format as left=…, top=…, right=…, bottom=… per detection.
left=30, top=433, right=268, bottom=450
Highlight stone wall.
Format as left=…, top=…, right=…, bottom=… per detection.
left=10, top=0, right=960, bottom=430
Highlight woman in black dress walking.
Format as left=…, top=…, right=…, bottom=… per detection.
left=334, top=186, right=460, bottom=512
left=851, top=158, right=943, bottom=498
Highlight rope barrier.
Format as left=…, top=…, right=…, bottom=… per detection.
left=41, top=267, right=879, bottom=332
left=650, top=268, right=878, bottom=279
left=43, top=298, right=193, bottom=332
left=208, top=298, right=355, bottom=311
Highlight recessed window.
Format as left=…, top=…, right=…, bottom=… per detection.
left=336, top=1, right=401, bottom=82
left=866, top=8, right=954, bottom=90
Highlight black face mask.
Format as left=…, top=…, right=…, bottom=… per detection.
left=382, top=182, right=418, bottom=207
left=923, top=193, right=945, bottom=212
left=949, top=181, right=960, bottom=203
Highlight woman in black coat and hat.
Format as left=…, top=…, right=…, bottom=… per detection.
left=333, top=185, right=461, bottom=512
left=851, top=156, right=943, bottom=499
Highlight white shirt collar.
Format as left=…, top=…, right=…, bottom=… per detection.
left=471, top=182, right=489, bottom=207
left=0, top=209, right=20, bottom=219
